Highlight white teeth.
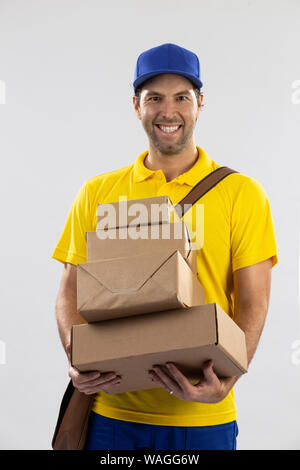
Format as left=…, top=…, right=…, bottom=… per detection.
left=158, top=125, right=180, bottom=133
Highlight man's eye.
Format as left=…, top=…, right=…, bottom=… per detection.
left=149, top=96, right=187, bottom=101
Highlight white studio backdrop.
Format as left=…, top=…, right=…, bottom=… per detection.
left=0, top=0, right=299, bottom=450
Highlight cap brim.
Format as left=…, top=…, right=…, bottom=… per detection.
left=133, top=70, right=203, bottom=91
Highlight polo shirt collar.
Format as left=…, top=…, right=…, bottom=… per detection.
left=133, top=146, right=214, bottom=186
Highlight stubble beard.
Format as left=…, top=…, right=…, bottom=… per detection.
left=144, top=120, right=196, bottom=156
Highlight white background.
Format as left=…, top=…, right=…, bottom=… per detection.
left=0, top=0, right=299, bottom=450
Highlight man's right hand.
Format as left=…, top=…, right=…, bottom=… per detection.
left=65, top=344, right=122, bottom=395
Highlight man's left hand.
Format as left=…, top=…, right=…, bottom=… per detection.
left=148, top=361, right=238, bottom=403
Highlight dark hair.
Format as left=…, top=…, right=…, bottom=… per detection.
left=134, top=78, right=203, bottom=107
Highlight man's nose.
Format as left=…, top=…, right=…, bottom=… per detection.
left=159, top=99, right=179, bottom=120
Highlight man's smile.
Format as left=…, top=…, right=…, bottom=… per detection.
left=155, top=124, right=183, bottom=136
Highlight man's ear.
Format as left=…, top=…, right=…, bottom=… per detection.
left=132, top=95, right=141, bottom=120
left=196, top=93, right=204, bottom=119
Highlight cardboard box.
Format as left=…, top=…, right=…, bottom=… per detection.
left=96, top=195, right=180, bottom=230
left=86, top=221, right=197, bottom=274
left=77, top=250, right=205, bottom=323
left=71, top=303, right=248, bottom=394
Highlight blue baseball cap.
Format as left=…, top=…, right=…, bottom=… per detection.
left=133, top=43, right=203, bottom=93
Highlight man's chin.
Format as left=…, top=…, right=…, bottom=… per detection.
left=150, top=139, right=187, bottom=155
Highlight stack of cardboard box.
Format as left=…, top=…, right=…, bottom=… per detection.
left=71, top=196, right=247, bottom=394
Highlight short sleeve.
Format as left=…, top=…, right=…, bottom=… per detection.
left=51, top=181, right=93, bottom=265
left=231, top=176, right=278, bottom=272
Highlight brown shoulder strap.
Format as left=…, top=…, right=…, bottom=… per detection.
left=175, top=166, right=238, bottom=218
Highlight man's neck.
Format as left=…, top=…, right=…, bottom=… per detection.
left=144, top=146, right=199, bottom=182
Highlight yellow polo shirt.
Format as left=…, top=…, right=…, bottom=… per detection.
left=52, top=146, right=278, bottom=426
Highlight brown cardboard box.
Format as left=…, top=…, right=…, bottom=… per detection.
left=71, top=303, right=248, bottom=394
left=86, top=221, right=197, bottom=274
left=77, top=250, right=205, bottom=323
left=96, top=195, right=180, bottom=230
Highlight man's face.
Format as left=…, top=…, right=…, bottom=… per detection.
left=133, top=74, right=202, bottom=156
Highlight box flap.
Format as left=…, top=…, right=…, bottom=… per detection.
left=78, top=250, right=179, bottom=293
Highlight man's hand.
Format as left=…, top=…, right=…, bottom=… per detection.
left=66, top=344, right=122, bottom=395
left=149, top=361, right=237, bottom=403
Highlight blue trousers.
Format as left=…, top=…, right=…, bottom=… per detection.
left=84, top=412, right=239, bottom=450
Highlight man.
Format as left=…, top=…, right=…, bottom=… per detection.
left=52, top=43, right=278, bottom=450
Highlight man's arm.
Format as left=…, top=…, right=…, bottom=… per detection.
left=233, top=257, right=272, bottom=365
left=149, top=257, right=273, bottom=402
left=55, top=262, right=86, bottom=354
left=56, top=262, right=122, bottom=394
